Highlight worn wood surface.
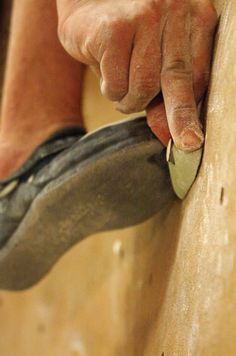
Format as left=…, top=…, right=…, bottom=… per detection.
left=1, top=0, right=236, bottom=355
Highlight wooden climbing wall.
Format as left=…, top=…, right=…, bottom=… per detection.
left=0, top=0, right=236, bottom=354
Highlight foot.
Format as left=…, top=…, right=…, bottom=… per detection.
left=0, top=117, right=174, bottom=290
left=0, top=121, right=84, bottom=180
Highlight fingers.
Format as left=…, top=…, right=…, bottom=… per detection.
left=100, top=23, right=134, bottom=102
left=148, top=1, right=217, bottom=150
left=161, top=2, right=204, bottom=152
left=116, top=21, right=162, bottom=113
left=190, top=1, right=218, bottom=102
left=57, top=0, right=218, bottom=154
left=146, top=95, right=171, bottom=146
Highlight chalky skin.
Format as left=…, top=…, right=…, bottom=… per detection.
left=57, top=0, right=218, bottom=149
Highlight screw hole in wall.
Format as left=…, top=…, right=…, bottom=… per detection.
left=220, top=187, right=224, bottom=205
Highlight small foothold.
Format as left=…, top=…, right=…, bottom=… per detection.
left=167, top=144, right=203, bottom=199
left=166, top=139, right=172, bottom=161
left=166, top=139, right=175, bottom=164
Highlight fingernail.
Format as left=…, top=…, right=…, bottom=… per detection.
left=178, top=128, right=204, bottom=151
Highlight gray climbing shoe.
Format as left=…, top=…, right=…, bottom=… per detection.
left=0, top=117, right=174, bottom=290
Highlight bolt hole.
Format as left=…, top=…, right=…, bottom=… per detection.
left=220, top=187, right=224, bottom=205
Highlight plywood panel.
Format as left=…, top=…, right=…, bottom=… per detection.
left=1, top=0, right=236, bottom=355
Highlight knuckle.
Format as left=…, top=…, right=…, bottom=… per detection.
left=83, top=35, right=95, bottom=53
left=171, top=104, right=197, bottom=123
left=168, top=0, right=189, bottom=16
left=117, top=95, right=150, bottom=114
left=161, top=60, right=192, bottom=80
left=102, top=16, right=132, bottom=42
left=58, top=22, right=96, bottom=64
left=102, top=81, right=128, bottom=101
left=108, top=88, right=128, bottom=101
left=134, top=0, right=163, bottom=21
left=57, top=18, right=85, bottom=60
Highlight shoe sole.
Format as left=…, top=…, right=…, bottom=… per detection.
left=0, top=117, right=174, bottom=290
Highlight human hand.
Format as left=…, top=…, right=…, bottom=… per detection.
left=57, top=0, right=217, bottom=151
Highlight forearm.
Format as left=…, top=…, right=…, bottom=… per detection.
left=1, top=0, right=83, bottom=135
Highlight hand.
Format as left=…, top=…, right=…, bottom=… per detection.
left=57, top=0, right=218, bottom=151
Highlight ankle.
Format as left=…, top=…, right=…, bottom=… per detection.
left=0, top=119, right=84, bottom=180
left=0, top=142, right=29, bottom=180
left=0, top=119, right=83, bottom=146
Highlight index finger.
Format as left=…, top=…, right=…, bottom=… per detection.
left=161, top=3, right=204, bottom=151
